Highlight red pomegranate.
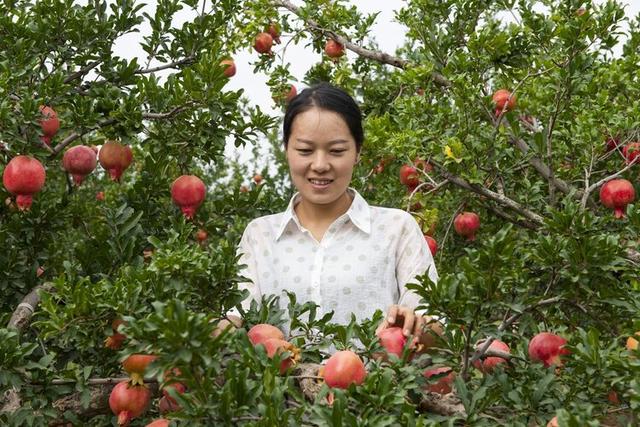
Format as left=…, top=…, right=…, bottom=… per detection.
left=528, top=332, right=570, bottom=367
left=123, top=354, right=157, bottom=385
left=39, top=105, right=60, bottom=140
left=599, top=179, right=635, bottom=219
left=454, top=212, right=480, bottom=241
left=324, top=39, right=345, bottom=59
left=98, top=141, right=133, bottom=182
left=96, top=191, right=105, bottom=201
left=195, top=229, right=208, bottom=242
left=623, top=142, right=640, bottom=165
left=109, top=380, right=151, bottom=426
left=2, top=155, right=46, bottom=211
left=266, top=23, right=281, bottom=44
left=472, top=339, right=510, bottom=373
left=161, top=382, right=186, bottom=412
left=322, top=350, right=367, bottom=389
left=220, top=59, right=236, bottom=77
left=254, top=32, right=273, bottom=54
left=105, top=333, right=126, bottom=350
left=62, top=145, right=97, bottom=185
left=399, top=164, right=419, bottom=188
left=423, top=367, right=455, bottom=394
left=146, top=420, right=170, bottom=427
left=424, top=235, right=438, bottom=256
left=261, top=338, right=300, bottom=374
left=492, top=89, right=516, bottom=115
left=248, top=324, right=285, bottom=346
left=376, top=327, right=409, bottom=358
left=606, top=136, right=622, bottom=152
left=286, top=85, right=297, bottom=103
left=171, top=175, right=206, bottom=219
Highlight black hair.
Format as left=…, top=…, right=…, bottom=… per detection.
left=282, top=82, right=363, bottom=152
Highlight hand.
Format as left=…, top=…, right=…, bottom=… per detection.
left=375, top=305, right=424, bottom=338
left=212, top=315, right=243, bottom=338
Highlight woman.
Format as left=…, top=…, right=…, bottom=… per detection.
left=220, top=82, right=438, bottom=342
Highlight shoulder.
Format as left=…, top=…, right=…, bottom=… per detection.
left=370, top=206, right=419, bottom=229
left=242, top=212, right=286, bottom=239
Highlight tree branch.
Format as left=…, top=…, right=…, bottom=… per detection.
left=580, top=156, right=640, bottom=209
left=63, top=60, right=102, bottom=84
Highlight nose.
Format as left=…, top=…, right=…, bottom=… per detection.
left=310, top=152, right=330, bottom=172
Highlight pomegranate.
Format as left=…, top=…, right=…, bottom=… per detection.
left=253, top=32, right=273, bottom=54
left=472, top=339, right=510, bottom=373
left=146, top=420, right=170, bottom=427
left=376, top=327, right=410, bottom=358
left=606, top=136, right=622, bottom=152
left=454, top=212, right=480, bottom=241
left=417, top=318, right=445, bottom=352
left=424, top=235, right=438, bottom=256
left=253, top=174, right=263, bottom=184
left=36, top=266, right=45, bottom=277
left=423, top=367, right=455, bottom=394
left=492, top=89, right=516, bottom=115
left=105, top=333, right=126, bottom=350
left=123, top=354, right=157, bottom=385
left=260, top=338, right=300, bottom=374
left=171, top=175, right=206, bottom=219
left=2, top=155, right=46, bottom=211
left=599, top=179, right=635, bottom=218
left=608, top=389, right=620, bottom=405
left=220, top=59, right=236, bottom=77
left=623, top=142, right=640, bottom=164
left=322, top=350, right=367, bottom=389
left=547, top=416, right=559, bottom=427
left=627, top=332, right=640, bottom=351
left=324, top=39, right=345, bottom=59
left=39, top=105, right=60, bottom=139
left=98, top=141, right=133, bottom=182
left=528, top=332, right=570, bottom=367
left=239, top=185, right=249, bottom=193
left=161, top=380, right=186, bottom=412
left=96, top=191, right=105, bottom=201
left=266, top=23, right=281, bottom=44
left=248, top=324, right=285, bottom=346
left=158, top=395, right=179, bottom=414
left=286, top=85, right=297, bottom=103
left=62, top=145, right=97, bottom=185
left=399, top=164, right=419, bottom=188
left=195, top=229, right=208, bottom=242
left=108, top=380, right=151, bottom=426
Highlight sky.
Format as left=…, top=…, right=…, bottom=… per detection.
left=108, top=0, right=640, bottom=175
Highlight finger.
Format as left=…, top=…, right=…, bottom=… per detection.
left=400, top=308, right=415, bottom=336
left=413, top=315, right=425, bottom=337
left=387, top=305, right=399, bottom=325
left=375, top=319, right=389, bottom=335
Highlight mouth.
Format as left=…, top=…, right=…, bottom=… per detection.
left=308, top=178, right=333, bottom=188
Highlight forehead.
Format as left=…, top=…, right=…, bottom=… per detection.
left=290, top=108, right=353, bottom=144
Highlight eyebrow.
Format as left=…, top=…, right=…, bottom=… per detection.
left=295, top=138, right=349, bottom=145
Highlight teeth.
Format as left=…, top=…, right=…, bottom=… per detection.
left=310, top=180, right=331, bottom=185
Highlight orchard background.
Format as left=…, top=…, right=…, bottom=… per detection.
left=1, top=0, right=640, bottom=425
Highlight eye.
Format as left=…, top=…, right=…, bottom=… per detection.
left=297, top=149, right=312, bottom=154
left=331, top=150, right=346, bottom=154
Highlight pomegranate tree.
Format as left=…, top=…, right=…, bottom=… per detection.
left=62, top=145, right=97, bottom=185
left=454, top=212, right=480, bottom=241
left=472, top=339, right=510, bottom=373
left=492, top=89, right=516, bottom=116
left=528, top=332, right=570, bottom=367
left=248, top=324, right=285, bottom=346
left=220, top=58, right=236, bottom=77
left=171, top=175, right=206, bottom=219
left=2, top=155, right=46, bottom=210
left=109, top=380, right=151, bottom=426
left=322, top=350, right=367, bottom=389
left=253, top=32, right=273, bottom=54
left=324, top=39, right=345, bottom=59
left=98, top=141, right=133, bottom=182
left=39, top=105, right=60, bottom=145
left=599, top=179, right=635, bottom=219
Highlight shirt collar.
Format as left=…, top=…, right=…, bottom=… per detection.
left=275, top=187, right=372, bottom=241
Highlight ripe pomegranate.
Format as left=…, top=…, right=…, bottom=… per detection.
left=322, top=350, right=367, bottom=389
left=623, top=142, right=640, bottom=165
left=528, top=332, right=570, bottom=367
left=472, top=339, right=510, bottom=373
left=266, top=23, right=281, bottom=44
left=158, top=395, right=179, bottom=414
left=171, top=175, right=206, bottom=219
left=123, top=354, right=157, bottom=385
left=96, top=191, right=105, bottom=201
left=196, top=229, right=208, bottom=242
left=454, top=212, right=480, bottom=241
left=98, top=141, right=133, bottom=182
left=253, top=174, right=263, bottom=184
left=261, top=338, right=300, bottom=374
left=399, top=164, right=419, bottom=188
left=423, top=367, right=455, bottom=394
left=146, top=420, right=170, bottom=427
left=608, top=389, right=620, bottom=405
left=417, top=318, right=445, bottom=352
left=161, top=380, right=186, bottom=412
left=2, top=155, right=46, bottom=211
left=109, top=380, right=151, bottom=426
left=627, top=332, right=640, bottom=351
left=40, top=105, right=60, bottom=139
left=606, top=136, right=622, bottom=152
left=220, top=59, right=236, bottom=77
left=547, top=416, right=559, bottom=427
left=62, top=145, right=97, bottom=185
left=253, top=32, right=273, bottom=54
left=286, top=85, right=297, bottom=103
left=248, top=324, right=285, bottom=346
left=599, top=179, right=635, bottom=218
left=105, top=333, right=126, bottom=350
left=492, top=89, right=516, bottom=115
left=424, top=235, right=437, bottom=256
left=36, top=266, right=45, bottom=277
left=324, top=39, right=345, bottom=59
left=376, top=327, right=410, bottom=359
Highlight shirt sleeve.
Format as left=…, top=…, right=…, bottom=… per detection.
left=395, top=212, right=439, bottom=313
left=227, top=221, right=262, bottom=317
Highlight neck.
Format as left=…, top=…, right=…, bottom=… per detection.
left=295, top=190, right=353, bottom=226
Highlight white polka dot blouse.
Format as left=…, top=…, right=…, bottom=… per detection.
left=229, top=187, right=439, bottom=325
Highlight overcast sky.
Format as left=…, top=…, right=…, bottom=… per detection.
left=109, top=1, right=640, bottom=175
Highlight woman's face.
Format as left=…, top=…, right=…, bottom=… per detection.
left=286, top=107, right=360, bottom=207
